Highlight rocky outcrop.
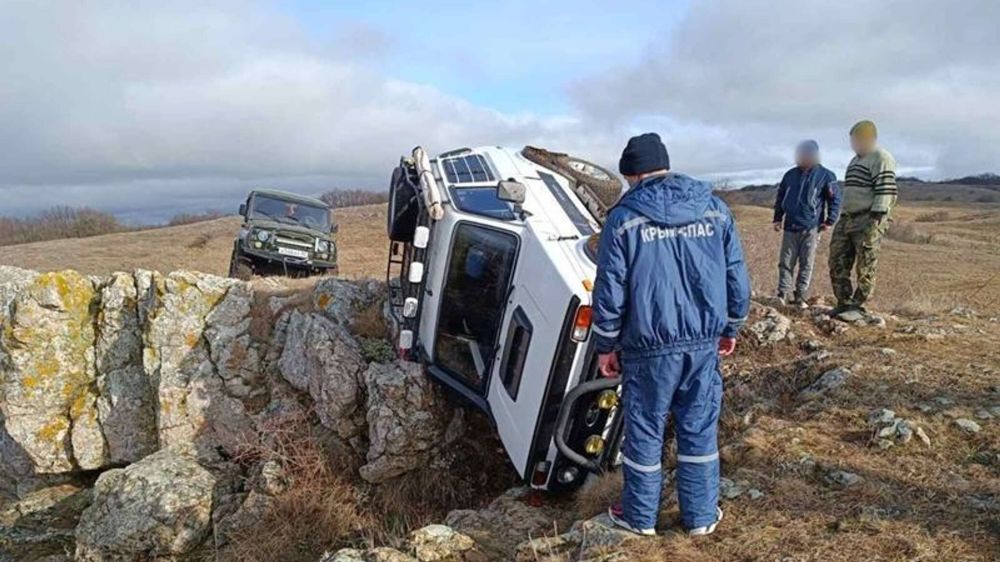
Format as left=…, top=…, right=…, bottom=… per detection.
left=0, top=266, right=466, bottom=559
left=361, top=361, right=464, bottom=483
left=279, top=309, right=367, bottom=445
left=446, top=488, right=571, bottom=560
left=74, top=448, right=217, bottom=560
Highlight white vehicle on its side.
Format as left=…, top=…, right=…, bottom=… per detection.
left=385, top=145, right=627, bottom=491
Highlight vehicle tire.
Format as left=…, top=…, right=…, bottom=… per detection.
left=387, top=164, right=420, bottom=242
left=522, top=146, right=623, bottom=209
left=228, top=250, right=254, bottom=281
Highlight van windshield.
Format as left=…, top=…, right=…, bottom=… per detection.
left=434, top=224, right=518, bottom=389
left=251, top=194, right=330, bottom=230
left=450, top=186, right=516, bottom=221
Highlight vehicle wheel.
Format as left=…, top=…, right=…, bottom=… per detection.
left=522, top=146, right=623, bottom=209
left=228, top=250, right=254, bottom=281
left=387, top=164, right=419, bottom=242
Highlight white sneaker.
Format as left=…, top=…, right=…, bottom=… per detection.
left=607, top=504, right=656, bottom=536
left=688, top=507, right=724, bottom=536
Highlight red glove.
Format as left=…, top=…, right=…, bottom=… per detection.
left=598, top=352, right=621, bottom=378
left=718, top=337, right=737, bottom=357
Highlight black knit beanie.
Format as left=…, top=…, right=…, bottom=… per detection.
left=619, top=133, right=670, bottom=176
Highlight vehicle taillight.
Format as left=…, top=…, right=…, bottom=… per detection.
left=571, top=305, right=592, bottom=342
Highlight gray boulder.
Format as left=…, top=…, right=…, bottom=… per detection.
left=799, top=367, right=852, bottom=400
left=747, top=304, right=793, bottom=344
left=75, top=448, right=217, bottom=561
left=278, top=309, right=368, bottom=445
left=360, top=362, right=464, bottom=483
left=0, top=271, right=104, bottom=474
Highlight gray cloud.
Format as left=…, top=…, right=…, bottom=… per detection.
left=571, top=0, right=1000, bottom=179
left=0, top=1, right=613, bottom=220
left=0, top=1, right=996, bottom=222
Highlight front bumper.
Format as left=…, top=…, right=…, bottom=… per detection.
left=241, top=245, right=337, bottom=271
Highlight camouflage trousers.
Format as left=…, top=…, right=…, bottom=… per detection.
left=828, top=212, right=890, bottom=307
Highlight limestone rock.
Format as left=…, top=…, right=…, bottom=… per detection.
left=799, top=367, right=851, bottom=400
left=322, top=548, right=418, bottom=562
left=360, top=361, right=464, bottom=483
left=747, top=304, right=793, bottom=344
left=75, top=448, right=216, bottom=561
left=515, top=514, right=637, bottom=562
left=447, top=488, right=569, bottom=560
left=94, top=272, right=157, bottom=464
left=0, top=271, right=104, bottom=474
left=824, top=470, right=863, bottom=488
left=410, top=524, right=477, bottom=561
left=953, top=418, right=982, bottom=434
left=140, top=271, right=256, bottom=464
left=278, top=310, right=367, bottom=444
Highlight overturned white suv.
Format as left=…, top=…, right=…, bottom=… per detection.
left=385, top=145, right=626, bottom=491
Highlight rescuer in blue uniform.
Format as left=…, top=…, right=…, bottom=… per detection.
left=593, top=133, right=751, bottom=536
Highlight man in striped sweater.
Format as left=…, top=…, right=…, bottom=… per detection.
left=828, top=120, right=897, bottom=318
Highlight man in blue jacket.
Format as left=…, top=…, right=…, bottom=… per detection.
left=593, top=133, right=751, bottom=537
left=772, top=140, right=841, bottom=306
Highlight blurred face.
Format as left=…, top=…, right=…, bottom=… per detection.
left=795, top=151, right=817, bottom=168
left=851, top=134, right=876, bottom=155
left=624, top=174, right=640, bottom=188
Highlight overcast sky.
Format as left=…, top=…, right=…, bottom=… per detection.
left=2, top=0, right=997, bottom=223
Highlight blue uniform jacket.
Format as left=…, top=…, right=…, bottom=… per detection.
left=592, top=174, right=751, bottom=356
left=773, top=165, right=841, bottom=232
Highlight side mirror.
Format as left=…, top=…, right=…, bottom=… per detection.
left=238, top=203, right=247, bottom=216
left=497, top=180, right=526, bottom=204
left=330, top=224, right=340, bottom=235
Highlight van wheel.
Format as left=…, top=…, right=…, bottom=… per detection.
left=228, top=251, right=254, bottom=281
left=522, top=146, right=623, bottom=209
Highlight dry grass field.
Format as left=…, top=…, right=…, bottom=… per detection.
left=0, top=199, right=997, bottom=561
left=2, top=200, right=997, bottom=315
left=0, top=204, right=389, bottom=280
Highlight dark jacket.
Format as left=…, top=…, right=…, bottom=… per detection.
left=592, top=174, right=751, bottom=356
left=773, top=165, right=841, bottom=231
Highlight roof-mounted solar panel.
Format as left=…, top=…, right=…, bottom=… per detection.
left=442, top=154, right=495, bottom=184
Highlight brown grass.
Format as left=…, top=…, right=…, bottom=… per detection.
left=2, top=197, right=998, bottom=561
left=218, top=415, right=372, bottom=562
left=885, top=221, right=934, bottom=244
left=0, top=204, right=389, bottom=280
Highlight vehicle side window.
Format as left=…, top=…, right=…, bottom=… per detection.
left=434, top=224, right=518, bottom=391
left=499, top=307, right=532, bottom=401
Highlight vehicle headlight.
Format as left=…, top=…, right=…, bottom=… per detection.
left=256, top=230, right=271, bottom=243
left=316, top=240, right=330, bottom=252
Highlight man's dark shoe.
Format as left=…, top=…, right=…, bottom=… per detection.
left=828, top=304, right=854, bottom=317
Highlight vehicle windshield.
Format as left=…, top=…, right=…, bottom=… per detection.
left=250, top=194, right=330, bottom=230
left=450, top=186, right=516, bottom=221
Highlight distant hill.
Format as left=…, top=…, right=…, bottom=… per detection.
left=718, top=176, right=1000, bottom=208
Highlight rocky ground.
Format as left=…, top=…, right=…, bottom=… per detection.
left=1, top=266, right=997, bottom=561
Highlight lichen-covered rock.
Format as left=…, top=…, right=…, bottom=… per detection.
left=515, top=514, right=637, bottom=562
left=360, top=361, right=464, bottom=483
left=74, top=448, right=217, bottom=561
left=0, top=271, right=105, bottom=473
left=410, top=525, right=477, bottom=561
left=94, top=272, right=157, bottom=464
left=322, top=548, right=418, bottom=562
left=279, top=310, right=368, bottom=444
left=747, top=303, right=793, bottom=345
left=447, top=488, right=569, bottom=560
left=139, top=271, right=256, bottom=464
left=799, top=367, right=852, bottom=400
